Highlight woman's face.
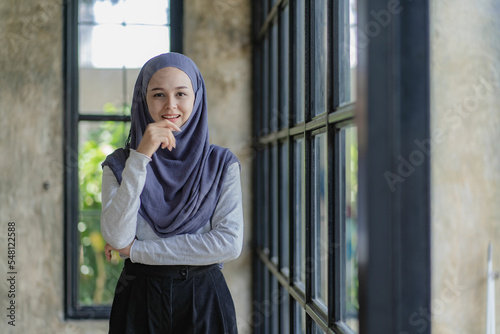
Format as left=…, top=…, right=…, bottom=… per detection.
left=146, top=67, right=195, bottom=127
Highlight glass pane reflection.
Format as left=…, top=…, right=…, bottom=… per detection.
left=342, top=126, right=359, bottom=331
left=293, top=0, right=305, bottom=124
left=349, top=0, right=357, bottom=102
left=293, top=138, right=306, bottom=287
left=312, top=0, right=328, bottom=116
left=313, top=133, right=328, bottom=306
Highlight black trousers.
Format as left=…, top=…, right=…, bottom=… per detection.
left=109, top=259, right=238, bottom=334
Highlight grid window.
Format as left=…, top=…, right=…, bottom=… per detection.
left=64, top=0, right=181, bottom=318
left=253, top=0, right=358, bottom=332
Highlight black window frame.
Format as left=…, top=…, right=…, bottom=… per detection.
left=356, top=0, right=431, bottom=332
left=252, top=0, right=358, bottom=332
left=63, top=0, right=183, bottom=319
left=252, top=0, right=431, bottom=333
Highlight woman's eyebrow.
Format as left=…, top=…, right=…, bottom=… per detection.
left=150, top=86, right=189, bottom=91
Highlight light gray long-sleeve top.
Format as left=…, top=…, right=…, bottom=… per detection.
left=100, top=149, right=244, bottom=266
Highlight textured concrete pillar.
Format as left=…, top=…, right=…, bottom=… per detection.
left=431, top=0, right=500, bottom=332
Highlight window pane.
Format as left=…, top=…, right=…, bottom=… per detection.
left=293, top=138, right=305, bottom=287
left=279, top=5, right=290, bottom=129
left=349, top=0, right=357, bottom=102
left=254, top=46, right=264, bottom=138
left=87, top=0, right=125, bottom=24
left=123, top=0, right=168, bottom=25
left=262, top=148, right=270, bottom=253
left=339, top=0, right=357, bottom=104
left=79, top=24, right=170, bottom=69
left=79, top=68, right=131, bottom=115
left=342, top=126, right=359, bottom=331
left=279, top=286, right=291, bottom=334
left=79, top=0, right=121, bottom=24
left=125, top=68, right=141, bottom=107
left=255, top=259, right=266, bottom=332
left=78, top=121, right=130, bottom=305
left=279, top=141, right=290, bottom=274
left=79, top=0, right=168, bottom=25
left=293, top=300, right=306, bottom=334
left=270, top=23, right=279, bottom=132
left=262, top=34, right=270, bottom=134
left=255, top=150, right=265, bottom=249
left=312, top=323, right=327, bottom=334
left=263, top=0, right=269, bottom=21
left=292, top=0, right=305, bottom=124
left=263, top=265, right=271, bottom=332
left=271, top=144, right=279, bottom=263
left=300, top=309, right=307, bottom=334
left=312, top=0, right=328, bottom=116
left=79, top=0, right=170, bottom=69
left=313, top=133, right=328, bottom=306
left=270, top=274, right=279, bottom=334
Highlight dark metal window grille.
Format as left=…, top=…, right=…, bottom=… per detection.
left=252, top=0, right=358, bottom=332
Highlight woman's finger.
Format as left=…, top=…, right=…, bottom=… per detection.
left=104, top=243, right=113, bottom=262
left=159, top=118, right=182, bottom=132
left=158, top=129, right=176, bottom=151
left=161, top=136, right=170, bottom=150
left=167, top=130, right=176, bottom=149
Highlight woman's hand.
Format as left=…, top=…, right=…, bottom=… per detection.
left=105, top=240, right=135, bottom=262
left=136, top=119, right=182, bottom=158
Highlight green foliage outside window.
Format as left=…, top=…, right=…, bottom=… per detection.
left=78, top=103, right=130, bottom=305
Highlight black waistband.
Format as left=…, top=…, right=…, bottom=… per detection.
left=123, top=259, right=219, bottom=280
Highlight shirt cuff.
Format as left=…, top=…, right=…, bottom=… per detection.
left=129, top=239, right=141, bottom=263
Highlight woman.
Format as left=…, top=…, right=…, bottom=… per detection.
left=100, top=53, right=243, bottom=333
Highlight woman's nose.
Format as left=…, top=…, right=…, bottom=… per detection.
left=164, top=96, right=176, bottom=109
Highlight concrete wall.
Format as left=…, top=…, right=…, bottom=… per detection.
left=0, top=1, right=96, bottom=333
left=431, top=0, right=500, bottom=332
left=0, top=0, right=252, bottom=333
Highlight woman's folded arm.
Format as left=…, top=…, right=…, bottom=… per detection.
left=100, top=150, right=151, bottom=249
left=130, top=162, right=244, bottom=265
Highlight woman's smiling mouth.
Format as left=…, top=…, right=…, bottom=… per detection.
left=161, top=114, right=181, bottom=122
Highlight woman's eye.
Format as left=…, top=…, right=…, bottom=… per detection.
left=153, top=93, right=164, bottom=97
left=177, top=92, right=186, bottom=97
